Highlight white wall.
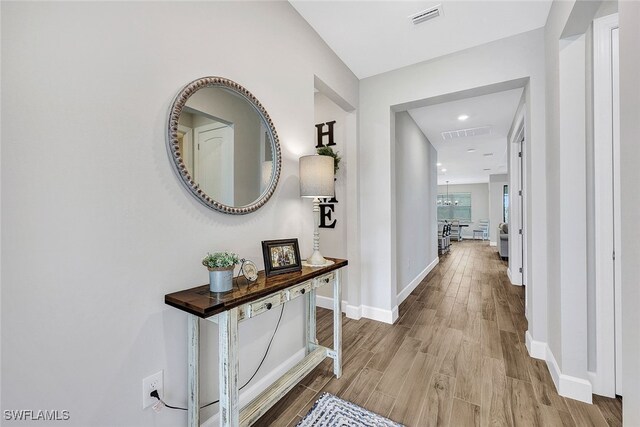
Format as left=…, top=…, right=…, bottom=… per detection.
left=394, top=112, right=438, bottom=300
left=0, top=2, right=358, bottom=426
left=489, top=174, right=508, bottom=245
left=542, top=0, right=627, bottom=403
left=437, top=183, right=490, bottom=239
left=359, top=28, right=548, bottom=337
left=620, top=1, right=640, bottom=423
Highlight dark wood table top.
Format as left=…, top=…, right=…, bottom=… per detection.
left=165, top=258, right=348, bottom=318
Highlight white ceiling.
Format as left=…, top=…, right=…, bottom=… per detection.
left=290, top=1, right=552, bottom=79
left=407, top=87, right=524, bottom=185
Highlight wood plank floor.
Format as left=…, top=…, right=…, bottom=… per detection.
left=256, top=241, right=622, bottom=427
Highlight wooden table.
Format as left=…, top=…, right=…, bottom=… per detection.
left=165, top=258, right=347, bottom=427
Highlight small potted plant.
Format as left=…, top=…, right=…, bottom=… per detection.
left=317, top=146, right=341, bottom=175
left=202, top=251, right=239, bottom=293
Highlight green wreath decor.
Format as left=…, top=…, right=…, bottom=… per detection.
left=317, top=146, right=342, bottom=174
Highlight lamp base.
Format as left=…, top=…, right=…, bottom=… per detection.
left=303, top=259, right=335, bottom=267
left=303, top=250, right=335, bottom=267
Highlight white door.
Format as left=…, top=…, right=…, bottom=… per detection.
left=194, top=123, right=234, bottom=206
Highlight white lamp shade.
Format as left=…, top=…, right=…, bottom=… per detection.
left=299, top=155, right=334, bottom=198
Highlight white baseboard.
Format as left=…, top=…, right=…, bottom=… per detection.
left=201, top=347, right=306, bottom=426
left=524, top=332, right=593, bottom=404
left=490, top=241, right=497, bottom=247
left=316, top=295, right=347, bottom=313
left=316, top=295, right=362, bottom=319
left=506, top=268, right=523, bottom=286
left=345, top=304, right=362, bottom=320
left=587, top=370, right=616, bottom=398
left=317, top=296, right=396, bottom=323
left=361, top=304, right=398, bottom=324
left=546, top=345, right=593, bottom=403
left=525, top=331, right=546, bottom=360
left=396, top=257, right=439, bottom=305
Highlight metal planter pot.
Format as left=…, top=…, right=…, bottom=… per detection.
left=208, top=266, right=234, bottom=292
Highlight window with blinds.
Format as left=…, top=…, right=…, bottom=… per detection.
left=437, top=192, right=471, bottom=221
left=503, top=185, right=509, bottom=223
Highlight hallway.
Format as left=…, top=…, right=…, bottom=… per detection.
left=257, top=241, right=621, bottom=426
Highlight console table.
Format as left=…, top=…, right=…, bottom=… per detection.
left=165, top=258, right=347, bottom=427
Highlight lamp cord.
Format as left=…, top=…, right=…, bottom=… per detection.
left=152, top=303, right=285, bottom=411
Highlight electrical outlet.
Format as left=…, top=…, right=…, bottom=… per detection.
left=142, top=371, right=163, bottom=409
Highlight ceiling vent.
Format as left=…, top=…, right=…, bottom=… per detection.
left=409, top=4, right=443, bottom=25
left=441, top=125, right=492, bottom=141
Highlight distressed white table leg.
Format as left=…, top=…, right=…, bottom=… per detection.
left=333, top=269, right=342, bottom=378
left=306, top=289, right=317, bottom=354
left=188, top=315, right=200, bottom=427
left=218, top=308, right=239, bottom=427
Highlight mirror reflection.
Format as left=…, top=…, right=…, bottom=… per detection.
left=177, top=86, right=275, bottom=207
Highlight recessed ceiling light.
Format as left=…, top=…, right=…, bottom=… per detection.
left=441, top=168, right=447, bottom=172
left=436, top=162, right=442, bottom=166
left=483, top=153, right=494, bottom=157
left=467, top=148, right=476, bottom=153
left=458, top=114, right=469, bottom=121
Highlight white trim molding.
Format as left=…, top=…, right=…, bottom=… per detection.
left=546, top=346, right=593, bottom=404
left=315, top=295, right=347, bottom=313
left=396, top=257, right=439, bottom=305
left=525, top=331, right=546, bottom=360
left=202, top=348, right=306, bottom=427
left=345, top=304, right=362, bottom=320
left=592, top=12, right=620, bottom=398
left=524, top=333, right=593, bottom=403
left=506, top=268, right=522, bottom=286
left=316, top=297, right=398, bottom=324
left=362, top=304, right=398, bottom=324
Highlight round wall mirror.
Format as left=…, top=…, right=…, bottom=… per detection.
left=167, top=77, right=281, bottom=214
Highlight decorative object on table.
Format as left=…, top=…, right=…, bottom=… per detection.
left=299, top=154, right=335, bottom=266
left=297, top=393, right=403, bottom=427
left=239, top=259, right=258, bottom=282
left=166, top=76, right=282, bottom=215
left=202, top=251, right=239, bottom=292
left=316, top=146, right=341, bottom=175
left=261, top=239, right=302, bottom=277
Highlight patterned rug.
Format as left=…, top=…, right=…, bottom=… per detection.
left=297, top=393, right=403, bottom=427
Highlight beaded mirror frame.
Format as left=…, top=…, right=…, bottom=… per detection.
left=167, top=76, right=282, bottom=214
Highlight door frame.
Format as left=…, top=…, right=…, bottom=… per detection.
left=508, top=109, right=526, bottom=290
left=592, top=12, right=620, bottom=397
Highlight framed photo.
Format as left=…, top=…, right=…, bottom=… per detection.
left=261, top=238, right=302, bottom=277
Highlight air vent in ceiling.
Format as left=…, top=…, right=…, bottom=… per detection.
left=441, top=126, right=492, bottom=141
left=409, top=4, right=443, bottom=25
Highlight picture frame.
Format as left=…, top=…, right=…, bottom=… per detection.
left=261, top=238, right=302, bottom=277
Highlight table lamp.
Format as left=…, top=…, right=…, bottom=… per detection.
left=299, top=154, right=335, bottom=266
